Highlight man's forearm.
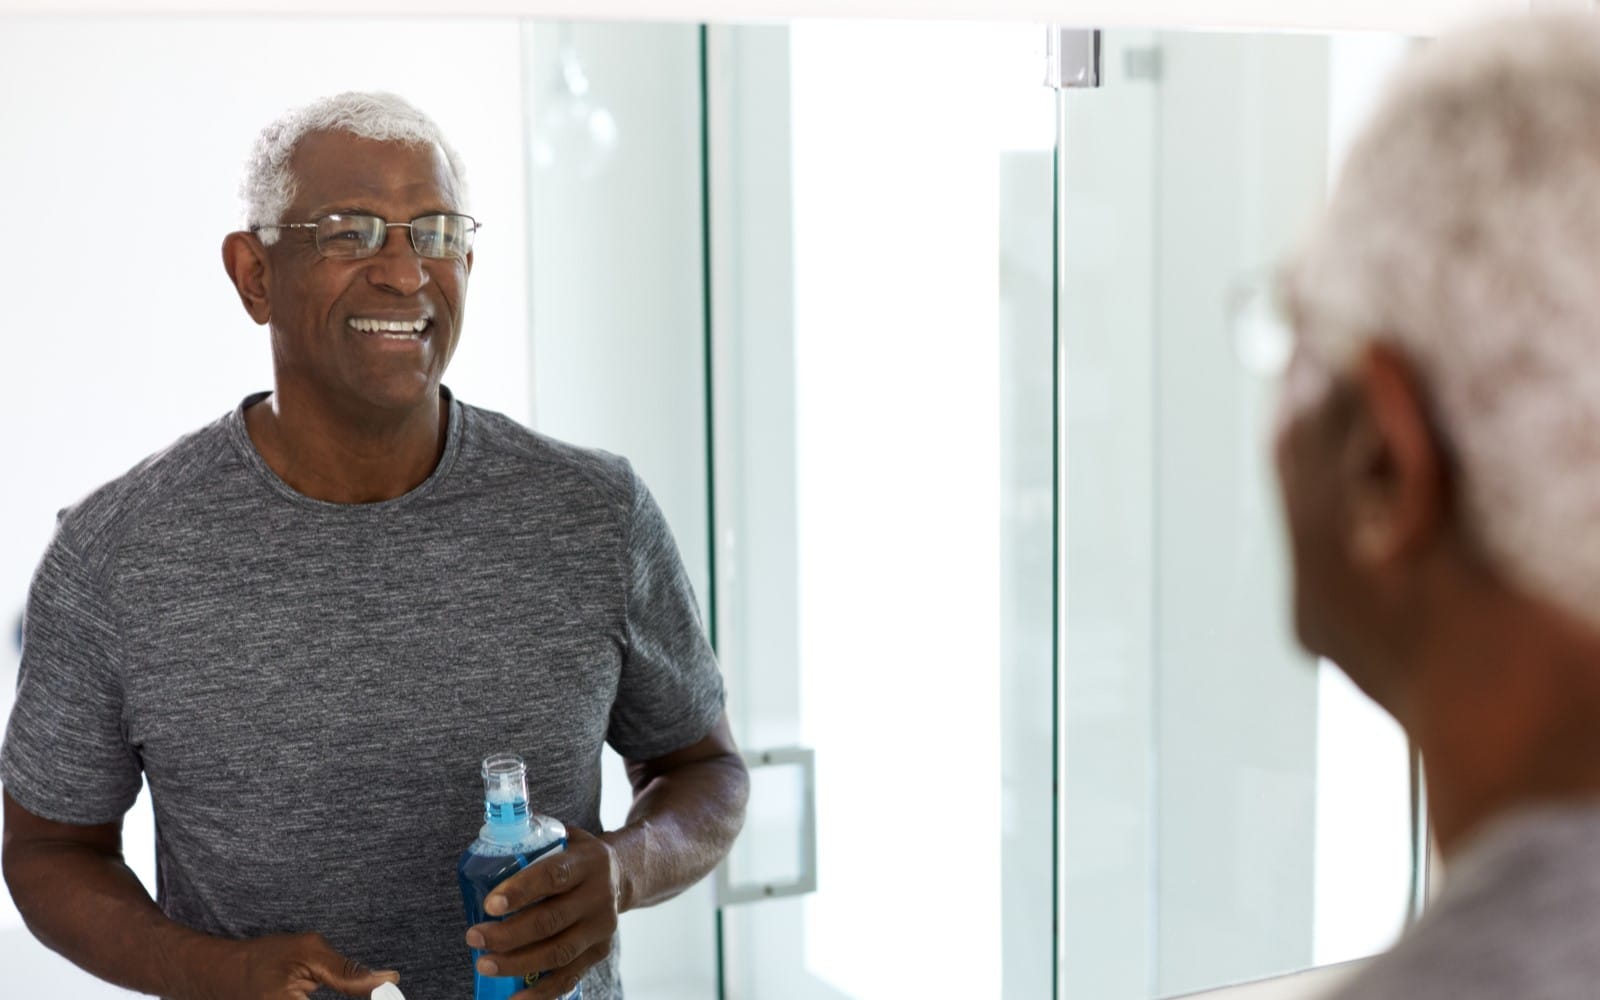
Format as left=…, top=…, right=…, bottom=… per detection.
left=4, top=836, right=229, bottom=999
left=602, top=751, right=749, bottom=913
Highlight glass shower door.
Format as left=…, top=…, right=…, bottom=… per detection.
left=1054, top=27, right=1419, bottom=1000
left=706, top=19, right=1059, bottom=999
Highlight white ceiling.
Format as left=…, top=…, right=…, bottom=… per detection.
left=0, top=0, right=1584, bottom=35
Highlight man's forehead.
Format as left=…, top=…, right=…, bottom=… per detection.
left=287, top=130, right=460, bottom=214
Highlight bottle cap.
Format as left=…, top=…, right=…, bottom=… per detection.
left=482, top=752, right=531, bottom=827
left=372, top=983, right=407, bottom=1000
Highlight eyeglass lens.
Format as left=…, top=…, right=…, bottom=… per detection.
left=314, top=214, right=475, bottom=260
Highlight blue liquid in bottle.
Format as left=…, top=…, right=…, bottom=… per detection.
left=458, top=752, right=581, bottom=1000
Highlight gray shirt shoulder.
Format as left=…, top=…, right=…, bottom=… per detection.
left=1328, top=804, right=1600, bottom=1000
left=54, top=413, right=237, bottom=576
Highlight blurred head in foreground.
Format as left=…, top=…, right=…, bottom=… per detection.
left=1276, top=14, right=1600, bottom=856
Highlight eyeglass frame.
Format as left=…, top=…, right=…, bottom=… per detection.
left=250, top=212, right=481, bottom=261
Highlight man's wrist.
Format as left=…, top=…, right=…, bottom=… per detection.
left=154, top=926, right=238, bottom=1000
left=598, top=828, right=642, bottom=914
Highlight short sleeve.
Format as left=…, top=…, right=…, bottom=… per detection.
left=0, top=523, right=142, bottom=825
left=606, top=466, right=726, bottom=761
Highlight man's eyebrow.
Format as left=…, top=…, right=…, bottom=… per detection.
left=306, top=205, right=460, bottom=219
left=310, top=205, right=378, bottom=217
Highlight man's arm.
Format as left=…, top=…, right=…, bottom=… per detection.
left=464, top=712, right=749, bottom=998
left=606, top=711, right=751, bottom=911
left=2, top=790, right=399, bottom=1000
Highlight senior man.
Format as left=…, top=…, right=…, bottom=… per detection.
left=1276, top=15, right=1600, bottom=999
left=0, top=92, right=747, bottom=1000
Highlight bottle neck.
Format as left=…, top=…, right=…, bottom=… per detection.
left=482, top=794, right=533, bottom=843
left=480, top=752, right=534, bottom=844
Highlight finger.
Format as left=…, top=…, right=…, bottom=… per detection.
left=470, top=892, right=584, bottom=954
left=476, top=918, right=607, bottom=982
left=300, top=934, right=401, bottom=997
left=473, top=870, right=617, bottom=953
left=508, top=941, right=612, bottom=1000
left=484, top=847, right=588, bottom=916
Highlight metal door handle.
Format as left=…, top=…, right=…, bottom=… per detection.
left=716, top=746, right=817, bottom=906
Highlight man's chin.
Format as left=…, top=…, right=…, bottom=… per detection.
left=338, top=377, right=444, bottom=422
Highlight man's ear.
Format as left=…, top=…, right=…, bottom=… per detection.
left=222, top=231, right=272, bottom=325
left=1341, top=340, right=1448, bottom=570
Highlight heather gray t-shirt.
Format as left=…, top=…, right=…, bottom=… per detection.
left=1327, top=803, right=1600, bottom=1000
left=1, top=389, right=726, bottom=1000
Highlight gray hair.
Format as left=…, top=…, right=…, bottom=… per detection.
left=241, top=91, right=468, bottom=243
left=1283, top=15, right=1600, bottom=632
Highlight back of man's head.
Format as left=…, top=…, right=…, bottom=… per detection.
left=240, top=91, right=468, bottom=241
left=1284, top=15, right=1600, bottom=637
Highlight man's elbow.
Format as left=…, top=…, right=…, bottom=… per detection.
left=719, top=752, right=751, bottom=841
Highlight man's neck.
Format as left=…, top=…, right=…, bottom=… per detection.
left=1404, top=594, right=1600, bottom=860
left=243, top=388, right=449, bottom=504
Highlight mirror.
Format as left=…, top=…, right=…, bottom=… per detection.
left=0, top=12, right=1418, bottom=999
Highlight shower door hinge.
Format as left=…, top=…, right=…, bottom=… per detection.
left=1045, top=27, right=1103, bottom=90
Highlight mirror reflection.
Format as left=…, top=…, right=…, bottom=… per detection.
left=0, top=13, right=1416, bottom=1000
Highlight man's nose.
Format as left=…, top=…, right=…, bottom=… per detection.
left=364, top=225, right=431, bottom=295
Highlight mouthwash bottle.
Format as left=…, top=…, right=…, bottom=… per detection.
left=458, top=752, right=580, bottom=1000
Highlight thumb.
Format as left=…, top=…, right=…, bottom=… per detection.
left=301, top=936, right=400, bottom=997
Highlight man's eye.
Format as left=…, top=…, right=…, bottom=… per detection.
left=417, top=231, right=461, bottom=256
left=328, top=229, right=366, bottom=241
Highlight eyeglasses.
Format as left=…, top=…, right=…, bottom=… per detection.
left=253, top=212, right=480, bottom=261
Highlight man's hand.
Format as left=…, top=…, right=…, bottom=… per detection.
left=206, top=932, right=400, bottom=1000
left=458, top=717, right=748, bottom=1000
left=464, top=827, right=621, bottom=1000
left=3, top=791, right=399, bottom=1000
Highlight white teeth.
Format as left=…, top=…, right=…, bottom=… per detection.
left=348, top=317, right=430, bottom=334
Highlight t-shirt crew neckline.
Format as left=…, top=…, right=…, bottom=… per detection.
left=224, top=386, right=465, bottom=513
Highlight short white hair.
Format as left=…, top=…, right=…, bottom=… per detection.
left=1283, top=15, right=1600, bottom=632
left=241, top=91, right=468, bottom=243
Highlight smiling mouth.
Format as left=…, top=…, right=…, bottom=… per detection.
left=348, top=317, right=432, bottom=339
